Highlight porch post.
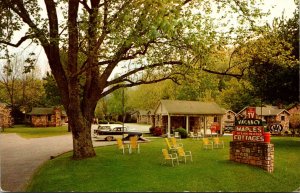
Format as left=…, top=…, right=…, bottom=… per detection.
left=204, top=116, right=207, bottom=136
left=167, top=114, right=171, bottom=138
left=186, top=115, right=189, bottom=133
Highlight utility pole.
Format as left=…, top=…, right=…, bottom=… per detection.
left=122, top=87, right=125, bottom=139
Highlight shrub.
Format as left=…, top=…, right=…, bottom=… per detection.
left=153, top=126, right=163, bottom=136
left=174, top=127, right=187, bottom=138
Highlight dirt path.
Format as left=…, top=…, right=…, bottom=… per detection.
left=0, top=133, right=115, bottom=192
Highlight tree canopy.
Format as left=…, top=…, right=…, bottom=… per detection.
left=0, top=0, right=275, bottom=159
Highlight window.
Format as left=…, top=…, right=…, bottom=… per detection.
left=227, top=115, right=231, bottom=120
left=281, top=116, right=285, bottom=121
left=48, top=115, right=51, bottom=122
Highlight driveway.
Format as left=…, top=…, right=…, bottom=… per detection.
left=0, top=132, right=115, bottom=192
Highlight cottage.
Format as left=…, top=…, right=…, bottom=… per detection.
left=237, top=106, right=290, bottom=134
left=0, top=103, right=14, bottom=128
left=27, top=107, right=67, bottom=127
left=136, top=109, right=153, bottom=125
left=222, top=109, right=236, bottom=133
left=153, top=100, right=225, bottom=136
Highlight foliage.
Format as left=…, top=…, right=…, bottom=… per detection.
left=0, top=54, right=46, bottom=121
left=42, top=72, right=62, bottom=107
left=218, top=78, right=260, bottom=112
left=0, top=0, right=273, bottom=159
left=226, top=9, right=299, bottom=106
left=126, top=80, right=176, bottom=111
left=289, top=114, right=300, bottom=130
left=27, top=137, right=300, bottom=192
left=174, top=127, right=188, bottom=138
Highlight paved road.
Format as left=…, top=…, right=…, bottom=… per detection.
left=0, top=123, right=151, bottom=192
left=0, top=132, right=115, bottom=192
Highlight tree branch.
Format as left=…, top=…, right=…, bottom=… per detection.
left=79, top=0, right=92, bottom=14
left=100, top=74, right=181, bottom=98
left=107, top=61, right=183, bottom=86
left=0, top=34, right=34, bottom=47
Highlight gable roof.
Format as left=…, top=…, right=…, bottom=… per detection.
left=155, top=100, right=225, bottom=115
left=238, top=105, right=290, bottom=116
left=27, top=108, right=55, bottom=115
left=221, top=108, right=236, bottom=115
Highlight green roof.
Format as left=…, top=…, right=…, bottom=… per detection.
left=27, top=108, right=55, bottom=115
left=159, top=100, right=225, bottom=115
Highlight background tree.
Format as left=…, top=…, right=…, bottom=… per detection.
left=0, top=0, right=267, bottom=159
left=225, top=9, right=299, bottom=106
left=42, top=71, right=62, bottom=107
left=0, top=52, right=44, bottom=123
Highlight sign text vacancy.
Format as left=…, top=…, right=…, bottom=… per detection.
left=233, top=119, right=264, bottom=142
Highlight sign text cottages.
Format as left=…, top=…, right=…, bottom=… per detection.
left=230, top=107, right=274, bottom=173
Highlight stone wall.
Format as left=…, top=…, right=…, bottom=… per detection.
left=0, top=104, right=13, bottom=128
left=230, top=141, right=274, bottom=173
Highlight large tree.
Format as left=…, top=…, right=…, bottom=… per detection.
left=0, top=0, right=266, bottom=159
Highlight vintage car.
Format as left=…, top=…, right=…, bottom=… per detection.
left=93, top=124, right=143, bottom=141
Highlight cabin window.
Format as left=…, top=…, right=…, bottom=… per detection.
left=281, top=115, right=285, bottom=121
left=227, top=115, right=231, bottom=119
left=48, top=115, right=52, bottom=122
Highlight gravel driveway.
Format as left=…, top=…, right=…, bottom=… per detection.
left=0, top=132, right=115, bottom=192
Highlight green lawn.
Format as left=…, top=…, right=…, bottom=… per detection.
left=1, top=125, right=70, bottom=138
left=27, top=136, right=300, bottom=192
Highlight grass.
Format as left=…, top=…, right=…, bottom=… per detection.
left=27, top=136, right=300, bottom=192
left=1, top=124, right=70, bottom=138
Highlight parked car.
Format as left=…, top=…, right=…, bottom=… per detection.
left=93, top=124, right=143, bottom=141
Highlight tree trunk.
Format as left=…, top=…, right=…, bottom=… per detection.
left=70, top=115, right=96, bottom=159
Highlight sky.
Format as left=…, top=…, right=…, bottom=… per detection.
left=1, top=0, right=298, bottom=78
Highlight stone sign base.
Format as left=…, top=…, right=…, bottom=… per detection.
left=230, top=141, right=274, bottom=173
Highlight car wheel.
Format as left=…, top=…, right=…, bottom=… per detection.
left=106, top=136, right=113, bottom=141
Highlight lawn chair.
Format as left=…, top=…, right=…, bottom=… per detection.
left=129, top=136, right=140, bottom=154
left=161, top=149, right=179, bottom=167
left=202, top=138, right=213, bottom=150
left=165, top=138, right=177, bottom=153
left=116, top=138, right=128, bottom=154
left=213, top=137, right=224, bottom=149
left=190, top=132, right=197, bottom=140
left=196, top=132, right=203, bottom=140
left=174, top=132, right=181, bottom=140
left=177, top=147, right=193, bottom=164
left=170, top=137, right=183, bottom=149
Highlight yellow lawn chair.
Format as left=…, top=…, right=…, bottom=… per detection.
left=116, top=138, right=128, bottom=154
left=177, top=147, right=193, bottom=164
left=202, top=138, right=213, bottom=150
left=165, top=138, right=177, bottom=153
left=161, top=149, right=179, bottom=167
left=129, top=136, right=140, bottom=154
left=213, top=137, right=224, bottom=149
left=170, top=137, right=183, bottom=149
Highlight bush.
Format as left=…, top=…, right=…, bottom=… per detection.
left=174, top=127, right=188, bottom=138
left=151, top=126, right=162, bottom=136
